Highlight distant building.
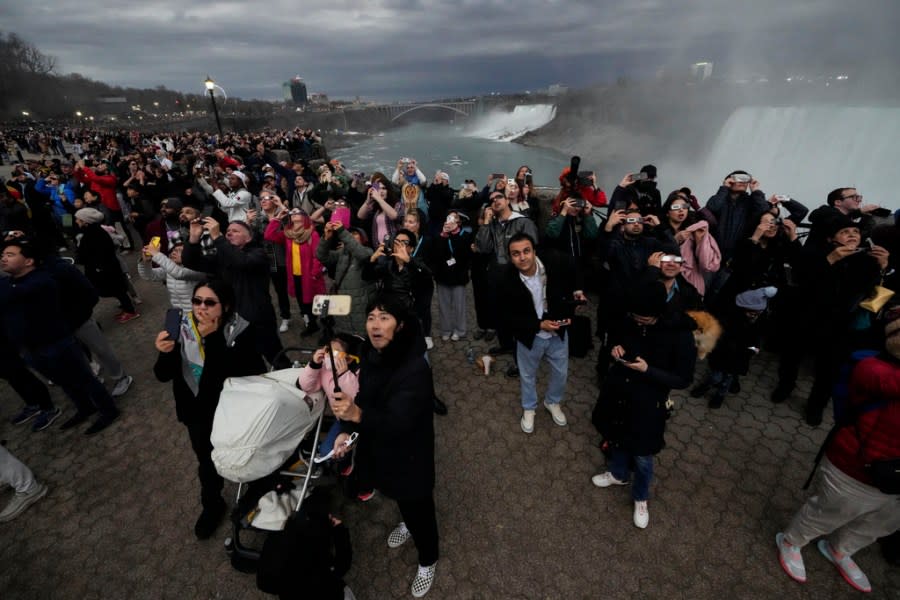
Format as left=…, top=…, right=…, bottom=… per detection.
left=691, top=62, right=714, bottom=81
left=281, top=76, right=308, bottom=106
left=309, top=92, right=329, bottom=105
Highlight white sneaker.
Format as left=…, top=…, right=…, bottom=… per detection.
left=633, top=500, right=649, bottom=529
left=425, top=336, right=434, bottom=350
left=111, top=375, right=133, bottom=397
left=0, top=482, right=48, bottom=522
left=90, top=361, right=102, bottom=377
left=441, top=334, right=450, bottom=342
left=591, top=472, right=628, bottom=488
left=279, top=319, right=290, bottom=333
left=411, top=563, right=436, bottom=598
left=450, top=333, right=460, bottom=341
left=544, top=402, right=567, bottom=426
left=520, top=409, right=535, bottom=434
left=387, top=522, right=411, bottom=548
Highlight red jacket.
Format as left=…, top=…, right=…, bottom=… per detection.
left=826, top=356, right=900, bottom=487
left=76, top=167, right=120, bottom=213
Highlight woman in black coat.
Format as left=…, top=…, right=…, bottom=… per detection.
left=328, top=297, right=439, bottom=598
left=153, top=280, right=266, bottom=540
left=591, top=282, right=697, bottom=529
left=74, top=207, right=138, bottom=321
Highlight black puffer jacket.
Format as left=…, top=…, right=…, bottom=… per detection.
left=343, top=319, right=434, bottom=501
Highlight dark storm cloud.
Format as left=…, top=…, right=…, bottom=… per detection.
left=2, top=0, right=898, bottom=101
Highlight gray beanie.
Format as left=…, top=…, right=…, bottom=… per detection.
left=735, top=286, right=778, bottom=311
left=75, top=207, right=105, bottom=225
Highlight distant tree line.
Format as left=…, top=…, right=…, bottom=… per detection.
left=0, top=31, right=279, bottom=122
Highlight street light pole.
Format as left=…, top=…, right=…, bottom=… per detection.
left=204, top=75, right=223, bottom=137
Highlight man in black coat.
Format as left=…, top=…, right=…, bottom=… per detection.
left=500, top=232, right=585, bottom=434
left=182, top=217, right=285, bottom=367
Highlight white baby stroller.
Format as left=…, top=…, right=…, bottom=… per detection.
left=212, top=347, right=330, bottom=570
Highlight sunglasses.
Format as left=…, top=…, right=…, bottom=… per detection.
left=660, top=256, right=684, bottom=264
left=191, top=297, right=219, bottom=307
left=260, top=195, right=277, bottom=201
left=624, top=217, right=644, bottom=224
left=841, top=194, right=863, bottom=201
left=668, top=203, right=688, bottom=211
left=288, top=208, right=306, bottom=216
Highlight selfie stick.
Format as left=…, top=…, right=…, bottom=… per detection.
left=320, top=298, right=342, bottom=394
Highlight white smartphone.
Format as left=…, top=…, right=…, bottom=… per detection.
left=312, top=294, right=352, bottom=316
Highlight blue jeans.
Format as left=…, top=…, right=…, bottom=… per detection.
left=516, top=334, right=568, bottom=410
left=609, top=448, right=654, bottom=502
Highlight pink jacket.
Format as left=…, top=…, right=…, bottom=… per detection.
left=264, top=220, right=326, bottom=303
left=298, top=362, right=359, bottom=404
left=679, top=220, right=721, bottom=296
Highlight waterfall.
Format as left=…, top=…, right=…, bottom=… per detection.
left=465, top=104, right=557, bottom=142
left=685, top=106, right=900, bottom=211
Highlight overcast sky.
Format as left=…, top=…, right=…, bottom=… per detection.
left=3, top=1, right=897, bottom=101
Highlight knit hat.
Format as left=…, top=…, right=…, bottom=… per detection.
left=627, top=281, right=668, bottom=317
left=74, top=208, right=105, bottom=225
left=229, top=171, right=248, bottom=185
left=640, top=164, right=657, bottom=179
left=735, top=286, right=778, bottom=311
left=822, top=214, right=859, bottom=239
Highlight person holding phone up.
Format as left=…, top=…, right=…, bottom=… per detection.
left=153, top=280, right=266, bottom=540
left=591, top=281, right=697, bottom=530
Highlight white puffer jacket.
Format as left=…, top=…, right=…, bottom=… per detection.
left=137, top=253, right=206, bottom=312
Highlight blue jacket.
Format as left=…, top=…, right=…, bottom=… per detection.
left=34, top=177, right=76, bottom=218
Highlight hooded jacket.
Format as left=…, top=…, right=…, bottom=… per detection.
left=137, top=253, right=207, bottom=312
left=474, top=211, right=539, bottom=266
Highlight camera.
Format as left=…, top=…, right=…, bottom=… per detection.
left=382, top=234, right=394, bottom=255
left=571, top=198, right=586, bottom=210
left=577, top=171, right=594, bottom=186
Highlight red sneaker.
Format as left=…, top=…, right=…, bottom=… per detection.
left=116, top=312, right=141, bottom=324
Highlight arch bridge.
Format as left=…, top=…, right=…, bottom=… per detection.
left=372, top=101, right=477, bottom=122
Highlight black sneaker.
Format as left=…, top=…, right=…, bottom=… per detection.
left=432, top=396, right=448, bottom=416
left=84, top=411, right=119, bottom=435
left=32, top=408, right=62, bottom=432
left=708, top=394, right=725, bottom=409
left=473, top=330, right=485, bottom=340
left=484, top=330, right=496, bottom=342
left=506, top=365, right=519, bottom=378
left=729, top=377, right=741, bottom=394
left=804, top=406, right=824, bottom=427
left=690, top=383, right=710, bottom=398
left=9, top=405, right=41, bottom=426
left=195, top=500, right=227, bottom=540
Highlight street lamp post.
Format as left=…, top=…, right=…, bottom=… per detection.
left=204, top=75, right=223, bottom=137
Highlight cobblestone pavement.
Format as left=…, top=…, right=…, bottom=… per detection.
left=0, top=163, right=897, bottom=597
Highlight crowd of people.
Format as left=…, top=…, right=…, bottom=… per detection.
left=0, top=125, right=898, bottom=597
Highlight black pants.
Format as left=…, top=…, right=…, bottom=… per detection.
left=253, top=318, right=287, bottom=369
left=777, top=325, right=846, bottom=417
left=185, top=418, right=224, bottom=510
left=413, top=286, right=434, bottom=338
left=470, top=257, right=492, bottom=331
left=397, top=494, right=439, bottom=567
left=26, top=337, right=117, bottom=418
left=0, top=349, right=54, bottom=411
left=108, top=210, right=136, bottom=249
left=271, top=267, right=291, bottom=320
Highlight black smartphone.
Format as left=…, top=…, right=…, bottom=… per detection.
left=164, top=308, right=183, bottom=341
left=619, top=350, right=638, bottom=363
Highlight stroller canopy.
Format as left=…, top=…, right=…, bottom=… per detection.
left=211, top=368, right=325, bottom=483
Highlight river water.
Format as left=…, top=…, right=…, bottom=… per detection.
left=333, top=122, right=569, bottom=190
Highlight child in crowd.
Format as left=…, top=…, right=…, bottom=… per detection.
left=298, top=336, right=363, bottom=478
left=137, top=240, right=207, bottom=312
left=691, top=286, right=778, bottom=408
